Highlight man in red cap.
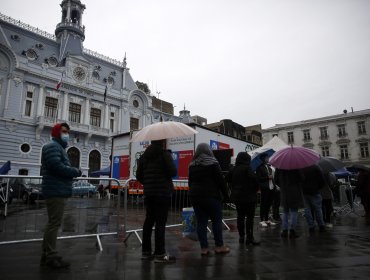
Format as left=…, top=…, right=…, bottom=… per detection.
left=40, top=123, right=81, bottom=269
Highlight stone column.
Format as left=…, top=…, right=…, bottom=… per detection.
left=36, top=84, right=45, bottom=116
left=62, top=92, right=69, bottom=121
left=84, top=98, right=90, bottom=125
left=67, top=2, right=71, bottom=20
left=104, top=103, right=109, bottom=129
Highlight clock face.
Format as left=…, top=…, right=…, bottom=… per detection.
left=73, top=66, right=86, bottom=81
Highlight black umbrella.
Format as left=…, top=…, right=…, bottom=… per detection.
left=317, top=157, right=345, bottom=173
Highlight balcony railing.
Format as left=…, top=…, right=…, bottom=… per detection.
left=303, top=137, right=312, bottom=143
left=319, top=135, right=329, bottom=140
left=337, top=133, right=348, bottom=138
left=37, top=116, right=110, bottom=136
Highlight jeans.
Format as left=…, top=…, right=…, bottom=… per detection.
left=282, top=208, right=298, bottom=231
left=260, top=188, right=274, bottom=221
left=190, top=197, right=224, bottom=249
left=142, top=196, right=170, bottom=255
left=42, top=197, right=66, bottom=259
left=303, top=194, right=325, bottom=228
left=235, top=202, right=256, bottom=240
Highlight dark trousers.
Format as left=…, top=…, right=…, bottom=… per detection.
left=260, top=188, right=274, bottom=221
left=272, top=190, right=281, bottom=220
left=190, top=197, right=224, bottom=249
left=322, top=199, right=333, bottom=223
left=42, top=197, right=66, bottom=259
left=235, top=202, right=256, bottom=240
left=142, top=196, right=170, bottom=255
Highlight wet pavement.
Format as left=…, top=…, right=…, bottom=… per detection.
left=0, top=212, right=370, bottom=280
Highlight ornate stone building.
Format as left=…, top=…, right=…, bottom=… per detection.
left=0, top=0, right=179, bottom=175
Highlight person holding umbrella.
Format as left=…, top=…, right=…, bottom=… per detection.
left=227, top=152, right=260, bottom=245
left=301, top=165, right=327, bottom=234
left=136, top=139, right=177, bottom=263
left=256, top=153, right=277, bottom=227
left=188, top=143, right=230, bottom=255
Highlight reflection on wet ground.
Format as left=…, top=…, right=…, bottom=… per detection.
left=0, top=198, right=370, bottom=279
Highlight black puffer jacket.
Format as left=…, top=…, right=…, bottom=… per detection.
left=301, top=165, right=326, bottom=195
left=188, top=164, right=228, bottom=201
left=136, top=144, right=177, bottom=197
left=227, top=152, right=259, bottom=203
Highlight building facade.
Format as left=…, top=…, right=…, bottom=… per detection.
left=262, top=109, right=370, bottom=165
left=0, top=0, right=179, bottom=176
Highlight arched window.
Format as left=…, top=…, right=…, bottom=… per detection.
left=71, top=10, right=80, bottom=23
left=67, top=147, right=80, bottom=168
left=89, top=150, right=101, bottom=175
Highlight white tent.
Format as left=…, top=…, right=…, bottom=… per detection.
left=248, top=136, right=288, bottom=157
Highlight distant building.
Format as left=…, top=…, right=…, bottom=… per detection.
left=192, top=115, right=207, bottom=126
left=178, top=107, right=193, bottom=124
left=206, top=119, right=247, bottom=141
left=245, top=124, right=262, bottom=146
left=0, top=0, right=179, bottom=176
left=262, top=109, right=370, bottom=165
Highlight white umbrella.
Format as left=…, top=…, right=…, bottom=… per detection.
left=130, top=121, right=198, bottom=142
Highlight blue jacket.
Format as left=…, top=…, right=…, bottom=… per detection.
left=41, top=139, right=80, bottom=198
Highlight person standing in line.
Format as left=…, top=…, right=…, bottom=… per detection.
left=256, top=154, right=276, bottom=227
left=227, top=152, right=260, bottom=245
left=320, top=172, right=336, bottom=228
left=188, top=143, right=230, bottom=256
left=274, top=168, right=304, bottom=239
left=301, top=165, right=326, bottom=234
left=41, top=123, right=81, bottom=269
left=271, top=165, right=282, bottom=222
left=357, top=168, right=370, bottom=218
left=136, top=139, right=177, bottom=263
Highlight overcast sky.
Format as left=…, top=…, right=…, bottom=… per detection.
left=2, top=0, right=370, bottom=128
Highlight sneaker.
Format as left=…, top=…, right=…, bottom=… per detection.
left=201, top=248, right=210, bottom=256
left=45, top=257, right=70, bottom=269
left=214, top=245, right=230, bottom=254
left=141, top=252, right=154, bottom=260
left=154, top=254, right=176, bottom=263
left=325, top=223, right=333, bottom=228
left=260, top=221, right=268, bottom=227
left=268, top=220, right=277, bottom=226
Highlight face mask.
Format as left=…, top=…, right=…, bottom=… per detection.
left=61, top=133, right=69, bottom=143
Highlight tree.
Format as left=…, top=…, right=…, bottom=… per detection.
left=135, top=81, right=151, bottom=94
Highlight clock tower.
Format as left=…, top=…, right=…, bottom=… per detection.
left=55, top=0, right=86, bottom=63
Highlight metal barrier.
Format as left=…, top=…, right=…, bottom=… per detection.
left=0, top=176, right=240, bottom=248
left=123, top=179, right=238, bottom=243
left=0, top=175, right=125, bottom=251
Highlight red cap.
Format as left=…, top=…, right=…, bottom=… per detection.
left=51, top=123, right=62, bottom=138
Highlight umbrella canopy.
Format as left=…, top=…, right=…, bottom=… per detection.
left=130, top=121, right=198, bottom=142
left=250, top=148, right=275, bottom=171
left=317, top=157, right=345, bottom=173
left=332, top=168, right=353, bottom=178
left=249, top=136, right=288, bottom=157
left=269, top=146, right=320, bottom=170
left=90, top=166, right=110, bottom=177
left=0, top=161, right=11, bottom=175
left=346, top=164, right=370, bottom=173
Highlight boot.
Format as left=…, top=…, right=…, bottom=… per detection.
left=281, top=230, right=288, bottom=238
left=289, top=229, right=299, bottom=239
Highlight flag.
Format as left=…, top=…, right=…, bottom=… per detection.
left=104, top=85, right=108, bottom=103
left=56, top=75, right=62, bottom=90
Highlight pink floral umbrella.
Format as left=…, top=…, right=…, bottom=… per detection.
left=269, top=146, right=320, bottom=170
